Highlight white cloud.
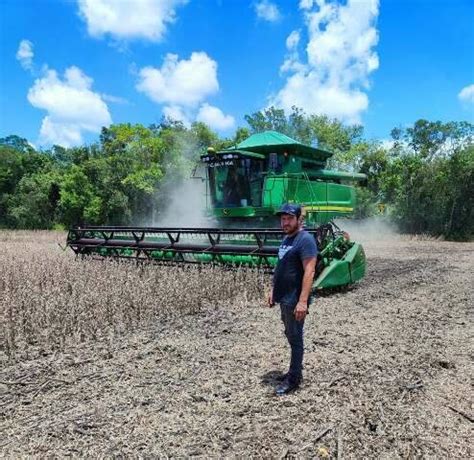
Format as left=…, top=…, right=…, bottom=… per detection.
left=38, top=117, right=84, bottom=147
left=136, top=52, right=219, bottom=106
left=102, top=94, right=129, bottom=104
left=280, top=30, right=305, bottom=73
left=137, top=51, right=234, bottom=131
left=255, top=1, right=281, bottom=22
left=299, top=0, right=314, bottom=9
left=380, top=139, right=395, bottom=150
left=16, top=39, right=34, bottom=70
left=78, top=0, right=187, bottom=42
left=272, top=0, right=380, bottom=124
left=162, top=105, right=191, bottom=126
left=286, top=30, right=300, bottom=50
left=458, top=84, right=474, bottom=105
left=27, top=66, right=112, bottom=147
left=197, top=103, right=235, bottom=130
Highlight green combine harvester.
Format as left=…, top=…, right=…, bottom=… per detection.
left=67, top=131, right=367, bottom=290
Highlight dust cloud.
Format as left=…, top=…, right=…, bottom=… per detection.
left=152, top=178, right=215, bottom=228
left=334, top=217, right=400, bottom=244
left=142, top=130, right=216, bottom=228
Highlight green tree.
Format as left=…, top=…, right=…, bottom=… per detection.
left=307, top=115, right=363, bottom=153
left=381, top=121, right=474, bottom=239
left=400, top=119, right=473, bottom=159
left=0, top=141, right=55, bottom=227
left=0, top=135, right=35, bottom=154
left=243, top=107, right=366, bottom=169
left=58, top=165, right=102, bottom=225
left=0, top=146, right=25, bottom=226
left=444, top=145, right=474, bottom=239
left=7, top=171, right=60, bottom=228
left=245, top=106, right=288, bottom=134
left=95, top=124, right=166, bottom=223
left=233, top=127, right=251, bottom=145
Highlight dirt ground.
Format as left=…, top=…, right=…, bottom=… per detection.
left=1, top=232, right=473, bottom=458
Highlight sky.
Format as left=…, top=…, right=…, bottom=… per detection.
left=1, top=0, right=473, bottom=148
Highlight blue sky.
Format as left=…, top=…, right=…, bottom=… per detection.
left=1, top=0, right=473, bottom=148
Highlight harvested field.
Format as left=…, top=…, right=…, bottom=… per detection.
left=1, top=230, right=473, bottom=458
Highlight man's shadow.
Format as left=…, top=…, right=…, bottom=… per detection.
left=261, top=370, right=285, bottom=387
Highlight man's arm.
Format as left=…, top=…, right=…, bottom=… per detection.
left=294, top=257, right=316, bottom=321
left=267, top=290, right=274, bottom=308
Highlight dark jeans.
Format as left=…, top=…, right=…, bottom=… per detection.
left=280, top=303, right=305, bottom=383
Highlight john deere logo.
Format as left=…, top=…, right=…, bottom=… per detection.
left=223, top=208, right=229, bottom=215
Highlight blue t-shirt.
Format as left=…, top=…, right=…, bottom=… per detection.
left=272, top=230, right=318, bottom=306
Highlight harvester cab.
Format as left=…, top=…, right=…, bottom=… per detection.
left=200, top=131, right=366, bottom=228
left=67, top=131, right=367, bottom=290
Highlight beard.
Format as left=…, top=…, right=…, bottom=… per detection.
left=282, top=221, right=299, bottom=234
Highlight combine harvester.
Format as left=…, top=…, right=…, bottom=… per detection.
left=67, top=131, right=367, bottom=290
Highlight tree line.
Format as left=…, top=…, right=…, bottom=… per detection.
left=1, top=107, right=473, bottom=240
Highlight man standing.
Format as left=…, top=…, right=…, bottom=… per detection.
left=267, top=203, right=318, bottom=396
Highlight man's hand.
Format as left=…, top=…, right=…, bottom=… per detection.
left=294, top=301, right=308, bottom=321
left=267, top=292, right=275, bottom=308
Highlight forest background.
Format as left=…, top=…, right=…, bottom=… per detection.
left=1, top=107, right=473, bottom=240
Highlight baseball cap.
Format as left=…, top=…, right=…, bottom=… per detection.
left=275, top=203, right=302, bottom=218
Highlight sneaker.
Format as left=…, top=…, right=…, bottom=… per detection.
left=275, top=377, right=300, bottom=396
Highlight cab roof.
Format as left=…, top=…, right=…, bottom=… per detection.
left=233, top=130, right=333, bottom=161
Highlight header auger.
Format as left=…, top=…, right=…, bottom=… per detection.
left=66, top=131, right=367, bottom=290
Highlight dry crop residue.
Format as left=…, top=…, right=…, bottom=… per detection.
left=1, top=231, right=473, bottom=457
